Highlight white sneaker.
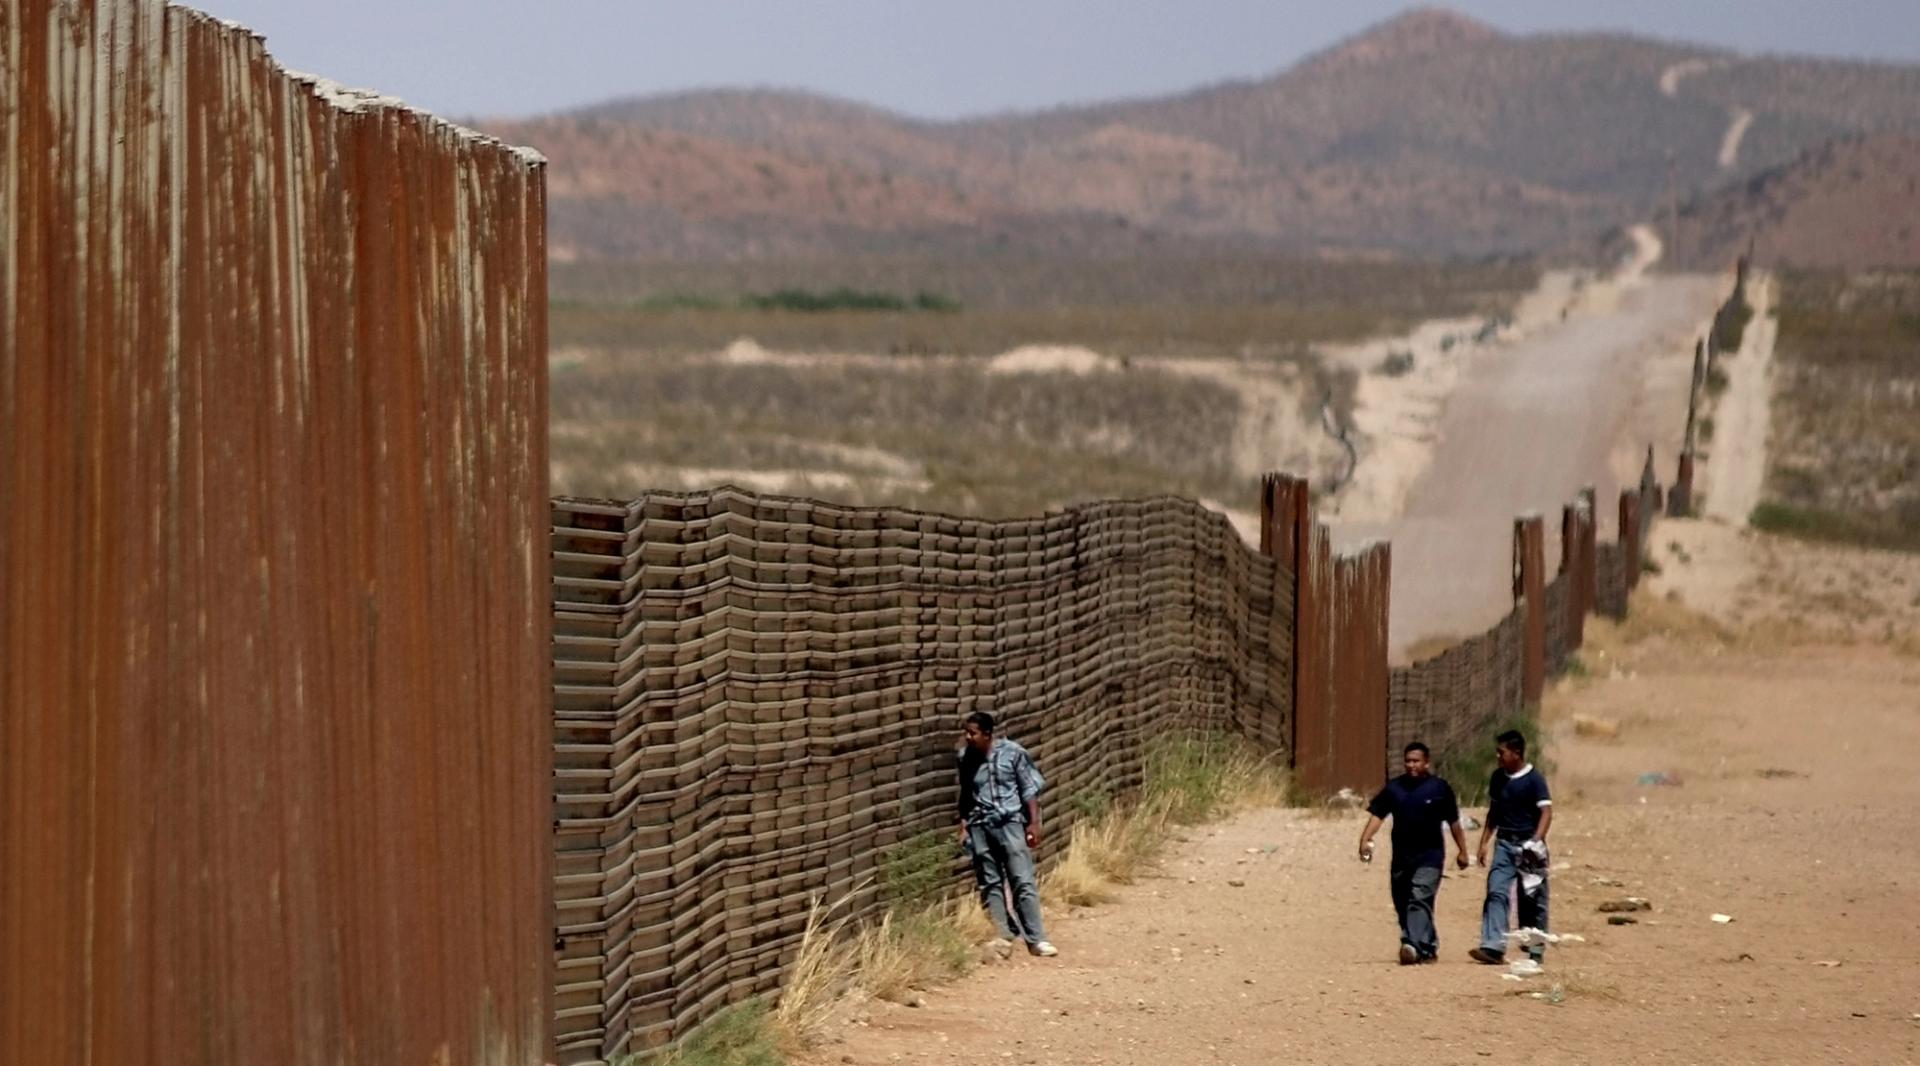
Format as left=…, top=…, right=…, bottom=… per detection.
left=1508, top=958, right=1544, bottom=977
left=1028, top=941, right=1059, bottom=957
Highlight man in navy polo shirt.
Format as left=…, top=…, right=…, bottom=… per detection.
left=1469, top=729, right=1554, bottom=968
left=1358, top=741, right=1470, bottom=964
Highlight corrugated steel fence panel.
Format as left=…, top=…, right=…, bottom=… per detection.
left=0, top=2, right=552, bottom=1063
left=550, top=489, right=1292, bottom=1059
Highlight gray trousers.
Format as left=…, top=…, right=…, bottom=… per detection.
left=966, top=819, right=1046, bottom=944
left=1390, top=864, right=1442, bottom=958
left=1481, top=838, right=1549, bottom=957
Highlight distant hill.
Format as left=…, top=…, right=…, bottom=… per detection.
left=482, top=7, right=1920, bottom=262
left=1668, top=133, right=1920, bottom=271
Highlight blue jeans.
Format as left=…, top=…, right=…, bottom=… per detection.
left=1480, top=838, right=1548, bottom=957
left=1391, top=864, right=1442, bottom=958
left=966, top=819, right=1046, bottom=943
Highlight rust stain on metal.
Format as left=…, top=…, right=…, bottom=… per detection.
left=1, top=1, right=551, bottom=1063
left=1266, top=473, right=1389, bottom=796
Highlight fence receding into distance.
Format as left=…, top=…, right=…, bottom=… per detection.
left=549, top=463, right=1666, bottom=1061
left=5, top=3, right=1713, bottom=1061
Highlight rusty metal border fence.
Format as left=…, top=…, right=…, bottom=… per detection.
left=548, top=489, right=1292, bottom=1059
left=551, top=461, right=1666, bottom=1060
left=1, top=2, right=552, bottom=1063
left=1388, top=459, right=1664, bottom=779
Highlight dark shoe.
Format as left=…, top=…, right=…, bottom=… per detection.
left=1398, top=943, right=1419, bottom=966
left=1468, top=947, right=1505, bottom=965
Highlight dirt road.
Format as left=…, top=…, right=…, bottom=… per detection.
left=1331, top=253, right=1724, bottom=657
left=803, top=542, right=1920, bottom=1066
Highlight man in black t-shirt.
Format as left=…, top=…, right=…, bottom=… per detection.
left=1469, top=729, right=1554, bottom=967
left=1358, top=741, right=1470, bottom=964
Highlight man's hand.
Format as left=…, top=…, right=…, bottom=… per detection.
left=958, top=822, right=968, bottom=847
left=1476, top=843, right=1491, bottom=868
left=1455, top=851, right=1470, bottom=871
left=1025, top=824, right=1042, bottom=849
left=1358, top=840, right=1375, bottom=863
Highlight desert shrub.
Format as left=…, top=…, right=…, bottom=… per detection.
left=1440, top=713, right=1548, bottom=807
left=1761, top=270, right=1920, bottom=552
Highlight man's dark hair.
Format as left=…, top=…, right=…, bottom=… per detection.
left=964, top=711, right=995, bottom=734
left=1495, top=729, right=1527, bottom=756
left=1403, top=741, right=1430, bottom=758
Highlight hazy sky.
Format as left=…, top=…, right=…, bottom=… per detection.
left=204, top=1, right=1920, bottom=120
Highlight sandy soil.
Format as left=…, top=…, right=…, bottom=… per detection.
left=1330, top=228, right=1726, bottom=657
left=1646, top=517, right=1920, bottom=644
left=1701, top=274, right=1778, bottom=526
left=986, top=345, right=1117, bottom=376
left=801, top=530, right=1920, bottom=1066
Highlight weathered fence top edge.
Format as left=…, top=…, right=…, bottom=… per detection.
left=552, top=485, right=1249, bottom=535
left=166, top=0, right=548, bottom=168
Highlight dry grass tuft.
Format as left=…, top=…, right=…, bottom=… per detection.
left=749, top=731, right=1287, bottom=1061
left=1043, top=806, right=1165, bottom=908
left=770, top=895, right=860, bottom=1052
left=1143, top=732, right=1290, bottom=824
left=1046, top=733, right=1287, bottom=906
left=1611, top=590, right=1735, bottom=648
left=1735, top=614, right=1842, bottom=653
left=849, top=903, right=978, bottom=1004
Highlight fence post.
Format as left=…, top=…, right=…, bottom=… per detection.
left=1669, top=449, right=1695, bottom=517
left=1261, top=474, right=1316, bottom=777
left=1687, top=339, right=1706, bottom=444
left=1577, top=486, right=1597, bottom=639
left=1514, top=515, right=1546, bottom=707
left=1295, top=520, right=1332, bottom=794
left=1560, top=503, right=1584, bottom=651
left=1620, top=489, right=1643, bottom=593
left=1329, top=542, right=1391, bottom=793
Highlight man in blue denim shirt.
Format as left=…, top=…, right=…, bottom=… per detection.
left=957, top=711, right=1057, bottom=958
left=1469, top=729, right=1554, bottom=967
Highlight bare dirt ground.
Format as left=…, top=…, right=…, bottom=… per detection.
left=801, top=529, right=1920, bottom=1066
left=1330, top=229, right=1726, bottom=658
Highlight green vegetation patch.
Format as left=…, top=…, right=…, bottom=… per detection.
left=1750, top=501, right=1920, bottom=553
left=741, top=288, right=960, bottom=313
left=1142, top=732, right=1284, bottom=824
left=549, top=256, right=1535, bottom=358
left=879, top=830, right=956, bottom=910
left=1436, top=712, right=1548, bottom=807
left=627, top=1000, right=784, bottom=1066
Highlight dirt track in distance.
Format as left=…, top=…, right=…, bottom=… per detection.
left=1332, top=251, right=1724, bottom=658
